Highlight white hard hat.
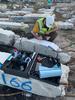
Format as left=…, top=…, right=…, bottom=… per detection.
left=46, top=16, right=54, bottom=28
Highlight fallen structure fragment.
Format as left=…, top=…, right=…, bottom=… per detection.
left=0, top=22, right=29, bottom=32
left=14, top=38, right=71, bottom=64
left=0, top=28, right=15, bottom=45
left=0, top=45, right=70, bottom=98
left=56, top=21, right=74, bottom=30
left=0, top=11, right=32, bottom=18
left=66, top=18, right=75, bottom=25
left=10, top=14, right=53, bottom=23
left=38, top=7, right=55, bottom=14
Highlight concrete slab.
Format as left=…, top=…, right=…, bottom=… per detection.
left=10, top=13, right=51, bottom=23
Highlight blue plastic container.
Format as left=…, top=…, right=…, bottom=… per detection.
left=39, top=64, right=62, bottom=78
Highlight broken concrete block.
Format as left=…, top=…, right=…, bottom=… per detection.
left=60, top=64, right=70, bottom=84
left=14, top=37, right=35, bottom=52
left=38, top=7, right=55, bottom=14
left=5, top=10, right=32, bottom=16
left=0, top=28, right=15, bottom=45
left=56, top=7, right=68, bottom=14
left=58, top=52, right=71, bottom=64
left=10, top=16, right=37, bottom=23
left=14, top=38, right=70, bottom=64
left=21, top=7, right=34, bottom=12
left=10, top=13, right=51, bottom=23
left=62, top=13, right=72, bottom=19
left=56, top=21, right=74, bottom=30
left=0, top=10, right=32, bottom=18
left=66, top=18, right=75, bottom=25
left=0, top=18, right=9, bottom=22
left=0, top=21, right=29, bottom=31
left=14, top=37, right=59, bottom=57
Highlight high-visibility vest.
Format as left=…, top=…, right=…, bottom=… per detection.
left=37, top=18, right=47, bottom=35
left=37, top=18, right=55, bottom=35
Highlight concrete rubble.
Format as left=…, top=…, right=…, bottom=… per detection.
left=9, top=7, right=55, bottom=23
left=0, top=11, right=32, bottom=17
left=0, top=7, right=34, bottom=18
left=56, top=7, right=71, bottom=14
left=0, top=21, right=29, bottom=31
left=38, top=7, right=55, bottom=14
left=0, top=29, right=71, bottom=98
left=21, top=7, right=34, bottom=12
left=56, top=21, right=74, bottom=30
left=0, top=28, right=70, bottom=97
left=56, top=7, right=73, bottom=19
left=60, top=64, right=70, bottom=84
left=0, top=28, right=15, bottom=45
left=0, top=1, right=75, bottom=99
left=10, top=14, right=53, bottom=23
left=62, top=13, right=72, bottom=19
left=14, top=37, right=71, bottom=64
left=0, top=18, right=9, bottom=22
left=66, top=18, right=75, bottom=25
left=14, top=37, right=61, bottom=55
left=55, top=3, right=75, bottom=21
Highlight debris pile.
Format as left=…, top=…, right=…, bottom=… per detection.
left=66, top=18, right=75, bottom=25
left=0, top=2, right=75, bottom=99
left=0, top=28, right=15, bottom=45
left=56, top=21, right=74, bottom=30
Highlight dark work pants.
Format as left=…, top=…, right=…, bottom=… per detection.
left=25, top=32, right=57, bottom=42
left=43, top=32, right=57, bottom=42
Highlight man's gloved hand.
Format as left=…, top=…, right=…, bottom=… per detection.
left=37, top=36, right=43, bottom=40
left=45, top=36, right=51, bottom=40
left=31, top=31, right=43, bottom=40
